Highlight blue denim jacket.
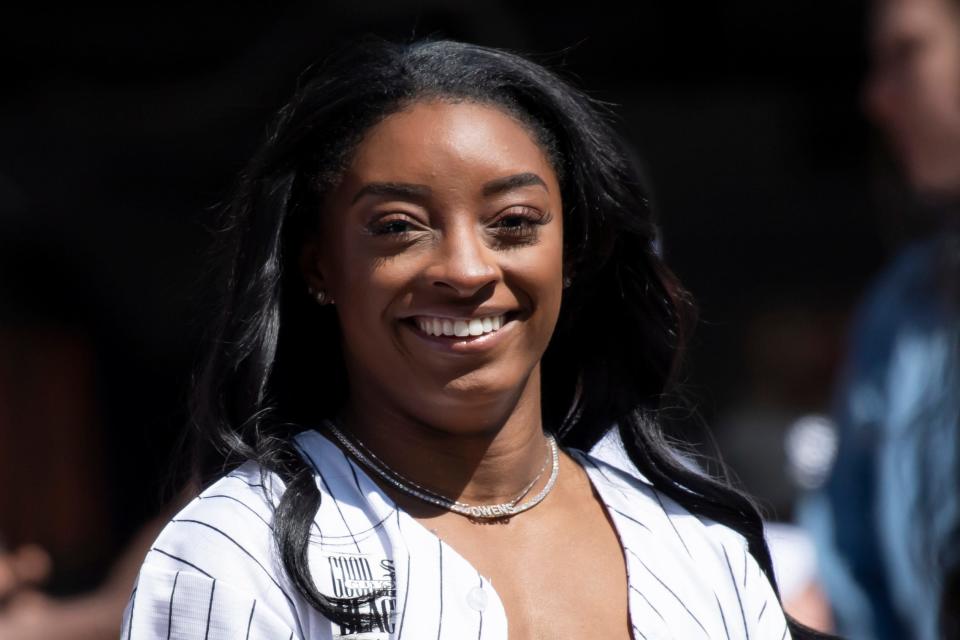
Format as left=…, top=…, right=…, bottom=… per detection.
left=797, top=234, right=960, bottom=640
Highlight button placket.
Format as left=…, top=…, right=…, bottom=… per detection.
left=466, top=584, right=489, bottom=612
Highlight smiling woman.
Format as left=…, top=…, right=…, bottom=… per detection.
left=304, top=99, right=564, bottom=408
left=120, top=37, right=826, bottom=639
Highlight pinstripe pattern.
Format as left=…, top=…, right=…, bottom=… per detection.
left=651, top=489, right=693, bottom=558
left=166, top=571, right=179, bottom=640
left=310, top=462, right=362, bottom=553
left=716, top=592, right=732, bottom=640
left=148, top=548, right=213, bottom=577
left=203, top=580, right=216, bottom=639
left=630, top=584, right=666, bottom=624
left=119, top=427, right=793, bottom=639
left=476, top=571, right=484, bottom=640
left=626, top=546, right=711, bottom=636
left=436, top=540, right=444, bottom=640
left=394, top=509, right=411, bottom=640
left=722, top=542, right=750, bottom=638
left=245, top=600, right=256, bottom=640
left=126, top=587, right=136, bottom=640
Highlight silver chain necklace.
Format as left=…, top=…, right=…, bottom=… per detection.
left=322, top=417, right=560, bottom=520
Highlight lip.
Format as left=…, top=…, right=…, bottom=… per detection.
left=400, top=311, right=521, bottom=354
left=399, top=307, right=516, bottom=320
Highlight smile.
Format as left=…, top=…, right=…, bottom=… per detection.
left=412, top=313, right=509, bottom=337
left=401, top=312, right=520, bottom=353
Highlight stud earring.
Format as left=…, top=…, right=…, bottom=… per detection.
left=562, top=275, right=572, bottom=289
left=307, top=286, right=335, bottom=305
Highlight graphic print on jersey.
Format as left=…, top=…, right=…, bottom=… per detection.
left=327, top=551, right=397, bottom=639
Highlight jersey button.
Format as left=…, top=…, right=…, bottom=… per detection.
left=466, top=586, right=488, bottom=612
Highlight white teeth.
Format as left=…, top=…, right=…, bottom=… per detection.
left=413, top=313, right=509, bottom=337
left=468, top=319, right=484, bottom=336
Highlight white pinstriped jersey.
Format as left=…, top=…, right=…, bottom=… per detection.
left=120, top=428, right=793, bottom=639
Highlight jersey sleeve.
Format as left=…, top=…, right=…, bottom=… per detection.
left=118, top=461, right=323, bottom=639
left=120, top=564, right=297, bottom=639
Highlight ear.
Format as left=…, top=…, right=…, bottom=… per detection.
left=299, top=232, right=328, bottom=294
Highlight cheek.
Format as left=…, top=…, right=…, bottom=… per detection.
left=334, top=272, right=405, bottom=374
left=331, top=251, right=404, bottom=340
left=340, top=268, right=406, bottom=330
left=911, top=35, right=960, bottom=119
left=337, top=231, right=414, bottom=299
left=514, top=232, right=565, bottom=332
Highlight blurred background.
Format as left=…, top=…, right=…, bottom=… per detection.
left=1, top=1, right=956, bottom=638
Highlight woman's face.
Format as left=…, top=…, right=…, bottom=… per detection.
left=865, top=0, right=960, bottom=194
left=301, top=99, right=564, bottom=428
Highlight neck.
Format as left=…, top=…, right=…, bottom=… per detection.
left=334, top=366, right=550, bottom=506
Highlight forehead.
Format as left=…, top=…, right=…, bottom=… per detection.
left=342, top=99, right=559, bottom=195
left=872, top=0, right=955, bottom=40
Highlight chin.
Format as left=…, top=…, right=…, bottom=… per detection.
left=439, top=366, right=525, bottom=398
left=901, top=148, right=960, bottom=197
left=435, top=360, right=539, bottom=407
left=910, top=171, right=960, bottom=204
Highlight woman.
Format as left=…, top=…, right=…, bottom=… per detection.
left=121, top=37, right=818, bottom=639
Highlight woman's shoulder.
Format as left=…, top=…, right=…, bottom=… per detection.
left=576, top=430, right=793, bottom=638
left=123, top=460, right=310, bottom=638
left=579, top=429, right=752, bottom=552
left=148, top=460, right=289, bottom=561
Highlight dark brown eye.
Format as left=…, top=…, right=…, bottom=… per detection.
left=492, top=208, right=552, bottom=241
left=496, top=215, right=532, bottom=229
left=368, top=216, right=418, bottom=237
left=375, top=220, right=412, bottom=234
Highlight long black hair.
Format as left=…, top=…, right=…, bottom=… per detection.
left=188, top=35, right=830, bottom=638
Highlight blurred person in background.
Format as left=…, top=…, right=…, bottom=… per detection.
left=796, top=0, right=960, bottom=638
left=0, top=520, right=169, bottom=640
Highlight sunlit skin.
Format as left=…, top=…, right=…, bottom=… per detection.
left=300, top=100, right=632, bottom=639
left=865, top=0, right=960, bottom=194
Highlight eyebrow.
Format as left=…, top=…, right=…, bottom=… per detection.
left=350, top=172, right=548, bottom=205
left=481, top=172, right=548, bottom=197
left=351, top=182, right=431, bottom=205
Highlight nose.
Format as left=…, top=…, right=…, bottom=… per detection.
left=428, top=218, right=499, bottom=297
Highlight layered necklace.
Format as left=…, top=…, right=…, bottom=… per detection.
left=322, top=417, right=560, bottom=520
